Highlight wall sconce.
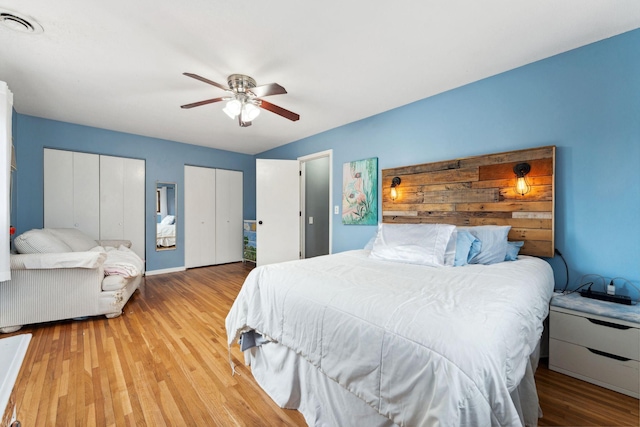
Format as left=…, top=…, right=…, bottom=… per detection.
left=390, top=177, right=401, bottom=201
left=513, top=162, right=531, bottom=196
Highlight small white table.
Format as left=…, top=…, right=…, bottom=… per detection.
left=549, top=293, right=639, bottom=398
left=0, top=334, right=31, bottom=427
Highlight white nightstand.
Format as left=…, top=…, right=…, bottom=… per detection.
left=549, top=293, right=640, bottom=398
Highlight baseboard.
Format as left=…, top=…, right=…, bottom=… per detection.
left=145, top=266, right=186, bottom=276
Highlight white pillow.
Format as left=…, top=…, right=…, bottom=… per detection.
left=161, top=215, right=175, bottom=225
left=443, top=229, right=457, bottom=266
left=47, top=228, right=98, bottom=252
left=369, top=223, right=456, bottom=267
left=14, top=229, right=72, bottom=254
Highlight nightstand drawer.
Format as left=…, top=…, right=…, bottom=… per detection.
left=549, top=338, right=640, bottom=397
left=550, top=310, right=640, bottom=361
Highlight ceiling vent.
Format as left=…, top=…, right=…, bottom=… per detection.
left=0, top=9, right=43, bottom=34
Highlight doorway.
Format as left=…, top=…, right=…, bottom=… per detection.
left=299, top=150, right=332, bottom=259
left=255, top=150, right=332, bottom=266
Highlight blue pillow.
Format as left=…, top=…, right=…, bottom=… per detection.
left=461, top=225, right=511, bottom=265
left=504, top=241, right=524, bottom=261
left=454, top=230, right=482, bottom=266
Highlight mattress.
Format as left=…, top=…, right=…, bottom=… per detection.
left=226, top=250, right=554, bottom=426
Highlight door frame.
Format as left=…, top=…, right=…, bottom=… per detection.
left=298, top=149, right=333, bottom=258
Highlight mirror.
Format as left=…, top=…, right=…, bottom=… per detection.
left=156, top=182, right=177, bottom=251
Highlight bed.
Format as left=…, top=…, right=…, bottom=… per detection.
left=156, top=215, right=176, bottom=248
left=226, top=146, right=556, bottom=426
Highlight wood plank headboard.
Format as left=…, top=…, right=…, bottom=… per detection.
left=381, top=146, right=555, bottom=257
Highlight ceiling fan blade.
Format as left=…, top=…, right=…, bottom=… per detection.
left=180, top=97, right=225, bottom=109
left=183, top=73, right=230, bottom=92
left=258, top=100, right=300, bottom=121
left=250, top=83, right=287, bottom=98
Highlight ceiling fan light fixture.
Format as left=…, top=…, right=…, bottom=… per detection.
left=182, top=72, right=299, bottom=127
left=242, top=103, right=260, bottom=121
left=222, top=99, right=241, bottom=119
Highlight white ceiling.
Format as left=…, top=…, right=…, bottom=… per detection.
left=1, top=1, right=639, bottom=155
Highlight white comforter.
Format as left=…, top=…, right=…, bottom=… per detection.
left=226, top=250, right=554, bottom=426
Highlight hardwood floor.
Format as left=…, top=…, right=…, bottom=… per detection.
left=4, top=262, right=639, bottom=426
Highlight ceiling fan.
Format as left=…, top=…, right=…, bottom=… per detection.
left=181, top=73, right=300, bottom=127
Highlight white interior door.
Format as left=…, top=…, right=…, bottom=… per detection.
left=256, top=159, right=300, bottom=267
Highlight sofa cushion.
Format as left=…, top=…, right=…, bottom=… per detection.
left=14, top=229, right=72, bottom=254
left=47, top=228, right=99, bottom=252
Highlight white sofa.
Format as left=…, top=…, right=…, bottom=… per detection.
left=0, top=228, right=144, bottom=333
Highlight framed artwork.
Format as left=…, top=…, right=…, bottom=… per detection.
left=342, top=157, right=378, bottom=225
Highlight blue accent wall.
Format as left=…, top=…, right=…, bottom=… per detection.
left=13, top=115, right=255, bottom=271
left=259, top=29, right=640, bottom=298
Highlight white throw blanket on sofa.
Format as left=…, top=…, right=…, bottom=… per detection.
left=101, top=245, right=145, bottom=278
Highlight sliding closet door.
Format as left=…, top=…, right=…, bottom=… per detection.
left=100, top=155, right=145, bottom=259
left=184, top=165, right=216, bottom=268
left=123, top=158, right=145, bottom=257
left=44, top=149, right=100, bottom=239
left=100, top=155, right=124, bottom=238
left=215, top=169, right=243, bottom=264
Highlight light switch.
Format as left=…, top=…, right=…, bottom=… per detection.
left=308, top=216, right=314, bottom=225
left=334, top=205, right=339, bottom=214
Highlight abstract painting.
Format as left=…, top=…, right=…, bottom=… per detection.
left=342, top=157, right=378, bottom=225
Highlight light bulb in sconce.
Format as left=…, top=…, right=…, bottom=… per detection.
left=390, top=177, right=401, bottom=201
left=513, top=163, right=531, bottom=196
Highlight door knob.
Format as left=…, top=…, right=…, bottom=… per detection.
left=258, top=221, right=263, bottom=225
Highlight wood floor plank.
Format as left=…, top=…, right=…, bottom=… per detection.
left=4, top=262, right=638, bottom=426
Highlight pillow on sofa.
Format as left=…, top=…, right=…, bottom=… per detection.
left=47, top=228, right=98, bottom=252
left=14, top=229, right=72, bottom=254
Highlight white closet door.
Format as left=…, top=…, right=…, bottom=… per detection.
left=73, top=152, right=100, bottom=238
left=44, top=149, right=99, bottom=239
left=215, top=169, right=243, bottom=264
left=185, top=166, right=216, bottom=268
left=201, top=169, right=217, bottom=265
left=100, top=155, right=125, bottom=239
left=100, top=155, right=146, bottom=259
left=44, top=149, right=73, bottom=229
left=123, top=158, right=145, bottom=259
